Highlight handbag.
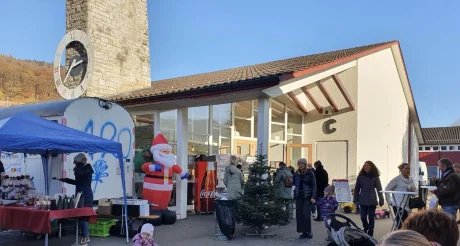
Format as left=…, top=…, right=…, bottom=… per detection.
left=408, top=196, right=425, bottom=209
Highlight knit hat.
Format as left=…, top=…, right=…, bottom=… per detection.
left=297, top=158, right=308, bottom=165
left=324, top=185, right=335, bottom=195
left=141, top=223, right=154, bottom=236
left=74, top=153, right=87, bottom=163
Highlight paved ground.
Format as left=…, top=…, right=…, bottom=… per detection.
left=1, top=212, right=396, bottom=246
left=1, top=212, right=459, bottom=246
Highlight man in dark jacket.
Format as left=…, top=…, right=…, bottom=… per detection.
left=432, top=158, right=460, bottom=218
left=59, top=153, right=94, bottom=245
left=313, top=161, right=329, bottom=221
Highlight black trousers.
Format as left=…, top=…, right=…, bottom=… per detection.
left=360, top=205, right=376, bottom=236
left=392, top=206, right=408, bottom=229
left=296, top=196, right=312, bottom=233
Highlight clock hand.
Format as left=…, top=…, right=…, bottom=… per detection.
left=62, top=59, right=76, bottom=86
left=73, top=59, right=83, bottom=67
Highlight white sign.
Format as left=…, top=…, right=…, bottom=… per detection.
left=216, top=154, right=231, bottom=188
left=1, top=152, right=25, bottom=174
left=333, top=180, right=352, bottom=203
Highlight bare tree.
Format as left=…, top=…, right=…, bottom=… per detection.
left=452, top=118, right=460, bottom=126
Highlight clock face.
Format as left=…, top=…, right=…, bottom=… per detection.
left=53, top=30, right=94, bottom=100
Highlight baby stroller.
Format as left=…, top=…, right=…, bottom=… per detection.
left=324, top=214, right=377, bottom=246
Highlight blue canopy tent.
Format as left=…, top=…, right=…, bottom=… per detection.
left=0, top=112, right=130, bottom=243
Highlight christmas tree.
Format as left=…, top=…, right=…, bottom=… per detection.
left=234, top=154, right=289, bottom=235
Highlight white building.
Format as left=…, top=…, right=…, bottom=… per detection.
left=110, top=41, right=424, bottom=219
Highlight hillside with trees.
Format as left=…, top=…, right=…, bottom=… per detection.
left=0, top=55, right=62, bottom=104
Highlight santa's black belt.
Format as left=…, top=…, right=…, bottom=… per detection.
left=146, top=174, right=172, bottom=179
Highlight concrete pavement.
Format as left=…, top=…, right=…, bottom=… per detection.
left=1, top=212, right=459, bottom=245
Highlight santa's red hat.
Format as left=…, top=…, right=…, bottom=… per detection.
left=150, top=133, right=172, bottom=153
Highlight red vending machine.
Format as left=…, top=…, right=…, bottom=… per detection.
left=194, top=156, right=217, bottom=214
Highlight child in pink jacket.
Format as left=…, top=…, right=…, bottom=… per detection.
left=133, top=223, right=158, bottom=246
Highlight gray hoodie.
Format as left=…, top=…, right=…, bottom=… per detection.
left=224, top=164, right=244, bottom=200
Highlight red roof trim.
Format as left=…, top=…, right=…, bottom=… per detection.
left=281, top=41, right=398, bottom=81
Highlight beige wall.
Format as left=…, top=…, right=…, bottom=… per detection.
left=303, top=66, right=358, bottom=182
left=356, top=48, right=410, bottom=188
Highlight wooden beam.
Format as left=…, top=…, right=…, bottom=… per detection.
left=300, top=87, right=322, bottom=113
left=316, top=80, right=339, bottom=112
left=332, top=74, right=355, bottom=110
left=287, top=92, right=308, bottom=115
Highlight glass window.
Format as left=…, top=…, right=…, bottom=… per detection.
left=220, top=138, right=231, bottom=154
left=424, top=146, right=431, bottom=151
left=433, top=146, right=439, bottom=151
left=287, top=107, right=302, bottom=135
left=253, top=110, right=258, bottom=138
left=269, top=143, right=285, bottom=163
left=458, top=146, right=460, bottom=150
left=235, top=101, right=252, bottom=119
left=441, top=146, right=447, bottom=151
left=188, top=133, right=208, bottom=143
left=160, top=110, right=177, bottom=142
left=449, top=146, right=455, bottom=150
left=271, top=100, right=285, bottom=123
left=419, top=147, right=423, bottom=151
left=212, top=104, right=231, bottom=126
left=235, top=118, right=251, bottom=137
left=212, top=126, right=231, bottom=144
left=271, top=124, right=285, bottom=141
left=287, top=135, right=302, bottom=144
left=189, top=142, right=207, bottom=155
left=189, top=106, right=209, bottom=135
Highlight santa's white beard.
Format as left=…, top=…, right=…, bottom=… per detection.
left=153, top=150, right=176, bottom=168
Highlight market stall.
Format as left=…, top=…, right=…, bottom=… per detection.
left=0, top=112, right=130, bottom=244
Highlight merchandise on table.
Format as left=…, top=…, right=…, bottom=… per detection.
left=0, top=174, right=35, bottom=201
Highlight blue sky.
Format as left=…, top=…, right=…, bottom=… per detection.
left=0, top=0, right=459, bottom=127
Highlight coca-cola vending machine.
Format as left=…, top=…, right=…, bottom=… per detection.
left=194, top=156, right=217, bottom=214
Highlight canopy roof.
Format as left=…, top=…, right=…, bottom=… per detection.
left=0, top=112, right=123, bottom=156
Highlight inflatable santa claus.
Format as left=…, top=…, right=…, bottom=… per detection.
left=141, top=133, right=189, bottom=210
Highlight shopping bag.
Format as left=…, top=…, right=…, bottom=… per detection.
left=215, top=200, right=235, bottom=238
left=429, top=195, right=438, bottom=209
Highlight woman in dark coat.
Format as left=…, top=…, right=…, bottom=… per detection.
left=293, top=158, right=317, bottom=239
left=59, top=153, right=94, bottom=245
left=353, top=160, right=384, bottom=237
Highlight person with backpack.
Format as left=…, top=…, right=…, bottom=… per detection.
left=275, top=162, right=294, bottom=218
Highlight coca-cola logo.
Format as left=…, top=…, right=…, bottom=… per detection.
left=200, top=189, right=217, bottom=199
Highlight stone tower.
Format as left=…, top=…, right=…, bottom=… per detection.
left=66, top=0, right=151, bottom=97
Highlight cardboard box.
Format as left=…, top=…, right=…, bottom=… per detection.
left=98, top=198, right=112, bottom=216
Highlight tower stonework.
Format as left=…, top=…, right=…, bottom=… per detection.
left=66, top=0, right=151, bottom=97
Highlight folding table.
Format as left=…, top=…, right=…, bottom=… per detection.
left=380, top=190, right=417, bottom=231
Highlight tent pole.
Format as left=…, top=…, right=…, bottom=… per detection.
left=118, top=155, right=129, bottom=243
left=47, top=155, right=51, bottom=196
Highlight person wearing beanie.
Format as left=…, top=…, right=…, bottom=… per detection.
left=293, top=158, right=317, bottom=239
left=316, top=185, right=338, bottom=221
left=133, top=223, right=157, bottom=246
left=58, top=153, right=94, bottom=245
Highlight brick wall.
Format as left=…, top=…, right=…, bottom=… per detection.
left=66, top=0, right=151, bottom=97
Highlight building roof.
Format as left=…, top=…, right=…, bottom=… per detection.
left=109, top=41, right=397, bottom=102
left=421, top=126, right=460, bottom=145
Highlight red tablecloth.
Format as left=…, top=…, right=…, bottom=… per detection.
left=0, top=206, right=97, bottom=234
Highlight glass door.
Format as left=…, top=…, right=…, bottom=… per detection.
left=286, top=144, right=312, bottom=169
